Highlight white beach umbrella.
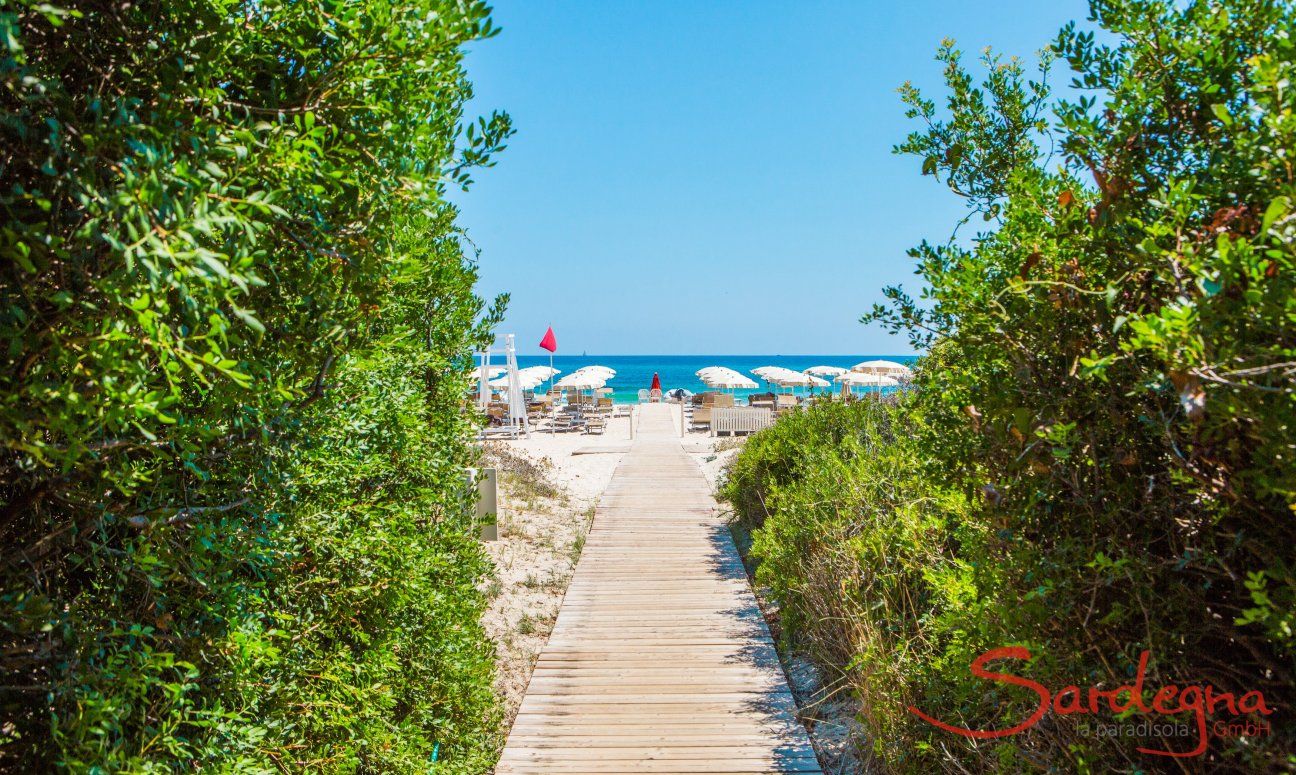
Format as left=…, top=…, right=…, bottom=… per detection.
left=697, top=367, right=753, bottom=388
left=555, top=372, right=608, bottom=390
left=697, top=368, right=754, bottom=390
left=851, top=359, right=913, bottom=378
left=769, top=369, right=815, bottom=387
left=518, top=365, right=561, bottom=396
left=699, top=370, right=741, bottom=383
left=770, top=369, right=828, bottom=391
left=518, top=365, right=559, bottom=380
left=701, top=372, right=757, bottom=390
left=696, top=367, right=742, bottom=382
left=750, top=366, right=787, bottom=393
left=837, top=371, right=899, bottom=401
left=837, top=372, right=900, bottom=387
left=752, top=366, right=819, bottom=391
left=504, top=334, right=529, bottom=437
left=490, top=372, right=544, bottom=390
left=574, top=365, right=616, bottom=378
left=804, top=365, right=847, bottom=377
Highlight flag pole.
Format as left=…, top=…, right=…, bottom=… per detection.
left=539, top=325, right=558, bottom=415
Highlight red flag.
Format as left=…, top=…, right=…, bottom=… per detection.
left=538, top=326, right=557, bottom=353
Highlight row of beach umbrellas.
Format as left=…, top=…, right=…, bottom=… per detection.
left=488, top=364, right=560, bottom=390
left=482, top=359, right=910, bottom=394
left=482, top=363, right=620, bottom=392
left=696, top=360, right=911, bottom=390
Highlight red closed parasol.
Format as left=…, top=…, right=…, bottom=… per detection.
left=650, top=372, right=661, bottom=391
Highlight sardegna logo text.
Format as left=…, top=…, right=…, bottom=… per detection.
left=908, top=646, right=1274, bottom=758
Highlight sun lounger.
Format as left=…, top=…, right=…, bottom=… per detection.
left=699, top=393, right=735, bottom=408
left=553, top=416, right=582, bottom=433
left=552, top=407, right=586, bottom=433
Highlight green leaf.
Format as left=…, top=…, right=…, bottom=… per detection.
left=230, top=305, right=266, bottom=334
left=1262, top=195, right=1289, bottom=232
left=1210, top=103, right=1233, bottom=126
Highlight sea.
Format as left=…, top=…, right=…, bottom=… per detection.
left=485, top=354, right=919, bottom=404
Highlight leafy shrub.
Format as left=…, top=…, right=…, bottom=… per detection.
left=1, top=0, right=509, bottom=770
left=725, top=1, right=1296, bottom=771
left=723, top=397, right=1002, bottom=772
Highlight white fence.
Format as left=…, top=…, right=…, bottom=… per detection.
left=711, top=407, right=773, bottom=437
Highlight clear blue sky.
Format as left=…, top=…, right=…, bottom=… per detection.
left=453, top=0, right=1092, bottom=356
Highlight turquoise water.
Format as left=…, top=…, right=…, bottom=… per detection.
left=483, top=354, right=918, bottom=404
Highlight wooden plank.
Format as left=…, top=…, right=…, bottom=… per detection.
left=496, top=405, right=821, bottom=773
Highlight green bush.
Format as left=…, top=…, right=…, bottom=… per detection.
left=725, top=1, right=1295, bottom=771
left=1, top=0, right=509, bottom=770
left=723, top=397, right=1005, bottom=772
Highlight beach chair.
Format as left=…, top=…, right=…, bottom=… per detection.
left=551, top=412, right=580, bottom=433
left=638, top=389, right=650, bottom=403
left=584, top=414, right=607, bottom=435
left=691, top=405, right=712, bottom=431
left=649, top=388, right=662, bottom=403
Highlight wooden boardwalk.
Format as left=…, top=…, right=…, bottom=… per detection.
left=497, top=404, right=822, bottom=774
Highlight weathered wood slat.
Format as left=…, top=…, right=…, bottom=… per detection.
left=496, top=404, right=821, bottom=773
